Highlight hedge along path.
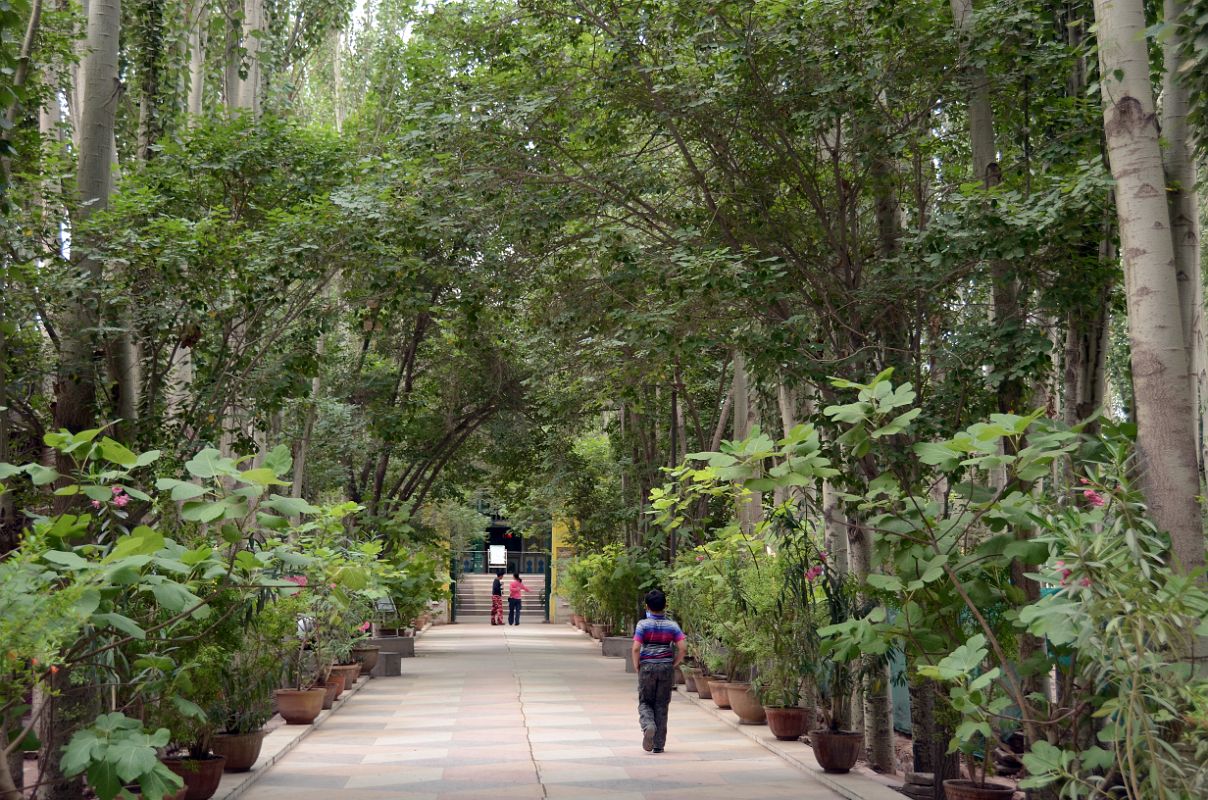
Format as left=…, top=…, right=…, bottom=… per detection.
left=237, top=623, right=845, bottom=799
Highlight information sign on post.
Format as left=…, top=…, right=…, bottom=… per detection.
left=488, top=544, right=507, bottom=570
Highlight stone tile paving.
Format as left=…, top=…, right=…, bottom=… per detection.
left=239, top=623, right=843, bottom=800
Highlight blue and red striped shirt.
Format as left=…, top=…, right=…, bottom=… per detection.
left=633, top=613, right=685, bottom=664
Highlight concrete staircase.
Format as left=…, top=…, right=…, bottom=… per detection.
left=455, top=573, right=547, bottom=623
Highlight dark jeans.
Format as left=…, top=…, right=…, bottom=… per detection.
left=508, top=597, right=521, bottom=625
left=638, top=662, right=675, bottom=749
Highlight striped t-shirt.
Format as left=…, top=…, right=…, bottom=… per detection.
left=633, top=613, right=686, bottom=664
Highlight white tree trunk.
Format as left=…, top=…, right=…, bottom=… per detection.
left=187, top=0, right=208, bottom=121
left=333, top=28, right=344, bottom=133
left=1161, top=0, right=1207, bottom=481
left=53, top=0, right=120, bottom=436
left=949, top=0, right=996, bottom=184
left=239, top=0, right=262, bottom=115
left=1094, top=0, right=1204, bottom=576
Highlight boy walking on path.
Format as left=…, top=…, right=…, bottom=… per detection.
left=632, top=589, right=686, bottom=753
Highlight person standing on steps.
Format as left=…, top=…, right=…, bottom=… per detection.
left=632, top=589, right=686, bottom=754
left=507, top=570, right=533, bottom=626
left=490, top=570, right=505, bottom=626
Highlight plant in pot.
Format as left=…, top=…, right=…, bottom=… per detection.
left=148, top=646, right=229, bottom=800
left=61, top=712, right=186, bottom=800
left=917, top=635, right=1015, bottom=800
left=811, top=567, right=865, bottom=774
left=273, top=592, right=326, bottom=725
left=208, top=644, right=279, bottom=772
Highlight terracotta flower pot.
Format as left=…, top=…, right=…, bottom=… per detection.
left=694, top=674, right=713, bottom=699
left=810, top=729, right=863, bottom=773
left=211, top=730, right=268, bottom=772
left=162, top=755, right=227, bottom=800
left=329, top=663, right=360, bottom=689
left=274, top=687, right=324, bottom=724
left=764, top=707, right=809, bottom=740
left=725, top=683, right=766, bottom=724
left=590, top=623, right=606, bottom=640
left=708, top=679, right=731, bottom=709
left=942, top=779, right=1016, bottom=800
left=351, top=645, right=380, bottom=673
left=680, top=666, right=698, bottom=692
left=321, top=674, right=344, bottom=709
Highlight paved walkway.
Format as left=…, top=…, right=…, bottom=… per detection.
left=241, top=623, right=843, bottom=800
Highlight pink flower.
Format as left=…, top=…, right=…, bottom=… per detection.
left=695, top=555, right=705, bottom=562
left=91, top=500, right=103, bottom=509
left=285, top=575, right=308, bottom=586
left=358, top=621, right=371, bottom=632
left=1079, top=577, right=1092, bottom=587
left=1055, top=561, right=1065, bottom=568
left=818, top=550, right=828, bottom=562
left=328, top=583, right=337, bottom=589
left=113, top=494, right=130, bottom=507
left=1083, top=490, right=1106, bottom=508
left=805, top=565, right=824, bottom=582
left=112, top=485, right=124, bottom=495
left=1079, top=477, right=1090, bottom=485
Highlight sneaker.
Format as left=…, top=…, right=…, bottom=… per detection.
left=652, top=748, right=664, bottom=754
left=642, top=726, right=655, bottom=752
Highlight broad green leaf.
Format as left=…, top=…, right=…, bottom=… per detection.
left=184, top=448, right=225, bottom=479
left=93, top=613, right=146, bottom=639
left=99, top=437, right=139, bottom=468
left=180, top=500, right=225, bottom=523
left=43, top=550, right=89, bottom=570
left=238, top=467, right=288, bottom=486
left=27, top=464, right=61, bottom=486
left=263, top=444, right=293, bottom=476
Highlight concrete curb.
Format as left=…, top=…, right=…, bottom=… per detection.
left=216, top=625, right=433, bottom=800
left=674, top=685, right=904, bottom=800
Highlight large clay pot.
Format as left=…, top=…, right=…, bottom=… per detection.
left=681, top=666, right=698, bottom=692
left=329, top=663, right=360, bottom=688
left=211, top=730, right=268, bottom=772
left=942, top=780, right=1016, bottom=800
left=695, top=674, right=714, bottom=699
left=765, top=707, right=809, bottom=740
left=274, top=687, right=324, bottom=724
left=590, top=623, right=606, bottom=640
left=725, top=683, right=766, bottom=724
left=162, top=755, right=226, bottom=800
left=708, top=679, right=731, bottom=709
left=321, top=674, right=344, bottom=709
left=810, top=729, right=863, bottom=773
left=351, top=645, right=380, bottom=673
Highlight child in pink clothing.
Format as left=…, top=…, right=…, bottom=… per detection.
left=507, top=571, right=533, bottom=626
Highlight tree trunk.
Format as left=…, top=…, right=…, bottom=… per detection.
left=732, top=352, right=761, bottom=533
left=53, top=0, right=120, bottom=440
left=332, top=28, right=344, bottom=132
left=239, top=0, right=262, bottom=115
left=223, top=0, right=241, bottom=112
left=1094, top=0, right=1204, bottom=576
left=1161, top=0, right=1207, bottom=482
left=188, top=0, right=208, bottom=120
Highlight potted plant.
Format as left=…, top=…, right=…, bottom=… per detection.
left=917, top=635, right=1015, bottom=800
left=754, top=658, right=812, bottom=740
left=209, top=634, right=280, bottom=772
left=811, top=567, right=864, bottom=773
left=274, top=601, right=325, bottom=725
left=149, top=648, right=229, bottom=800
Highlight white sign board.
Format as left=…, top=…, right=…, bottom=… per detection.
left=488, top=545, right=508, bottom=567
